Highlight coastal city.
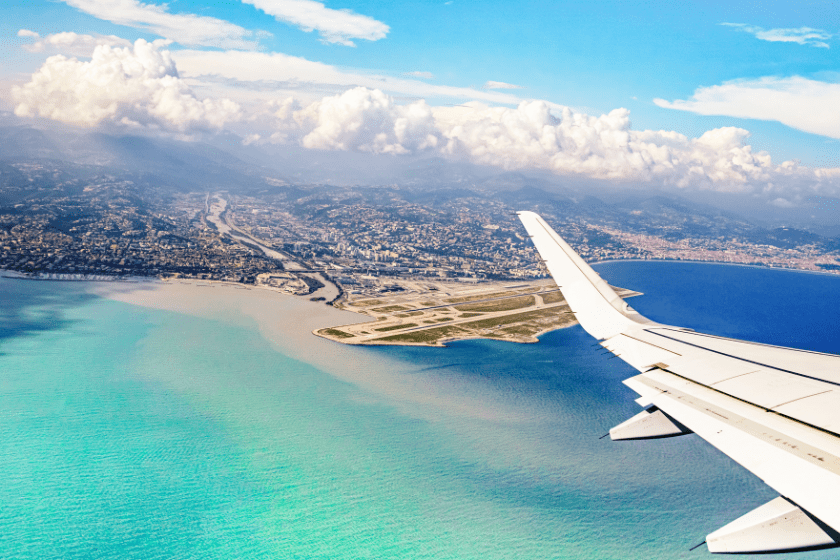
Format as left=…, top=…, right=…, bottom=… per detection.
left=218, top=187, right=840, bottom=280
left=2, top=159, right=840, bottom=302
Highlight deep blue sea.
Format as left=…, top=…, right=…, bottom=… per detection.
left=0, top=262, right=838, bottom=560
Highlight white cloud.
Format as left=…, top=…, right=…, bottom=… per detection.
left=242, top=0, right=388, bottom=46
left=14, top=35, right=840, bottom=198
left=432, top=102, right=776, bottom=189
left=61, top=0, right=262, bottom=49
left=17, top=29, right=40, bottom=38
left=770, top=197, right=795, bottom=208
left=246, top=89, right=840, bottom=198
left=722, top=23, right=832, bottom=48
left=171, top=49, right=523, bottom=105
left=404, top=71, right=434, bottom=79
left=22, top=31, right=132, bottom=57
left=654, top=76, right=840, bottom=140
left=293, top=87, right=438, bottom=153
left=483, top=81, right=524, bottom=90
left=12, top=39, right=241, bottom=131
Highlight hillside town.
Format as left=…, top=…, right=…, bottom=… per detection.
left=2, top=161, right=839, bottom=296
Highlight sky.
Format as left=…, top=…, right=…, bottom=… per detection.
left=1, top=0, right=839, bottom=204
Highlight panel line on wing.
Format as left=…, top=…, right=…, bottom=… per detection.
left=655, top=327, right=840, bottom=359
left=618, top=333, right=682, bottom=356
left=646, top=365, right=840, bottom=440
left=644, top=329, right=840, bottom=389
left=709, top=370, right=762, bottom=386
left=772, top=390, right=834, bottom=410
left=633, top=373, right=840, bottom=474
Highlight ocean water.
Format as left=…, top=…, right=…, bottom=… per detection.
left=0, top=263, right=838, bottom=560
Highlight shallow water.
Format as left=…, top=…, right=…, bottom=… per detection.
left=0, top=263, right=838, bottom=559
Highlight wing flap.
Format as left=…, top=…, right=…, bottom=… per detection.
left=608, top=327, right=840, bottom=435
left=713, top=369, right=832, bottom=410
left=706, top=497, right=839, bottom=554
left=647, top=327, right=840, bottom=385
left=629, top=369, right=840, bottom=535
left=609, top=407, right=691, bottom=440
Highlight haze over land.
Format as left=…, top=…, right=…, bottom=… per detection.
left=1, top=0, right=839, bottom=278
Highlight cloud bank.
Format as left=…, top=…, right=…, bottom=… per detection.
left=242, top=0, right=389, bottom=46
left=250, top=88, right=830, bottom=196
left=13, top=39, right=840, bottom=199
left=721, top=23, right=832, bottom=48
left=13, top=39, right=241, bottom=131
left=654, top=76, right=840, bottom=140
left=433, top=103, right=776, bottom=189
left=252, top=90, right=840, bottom=199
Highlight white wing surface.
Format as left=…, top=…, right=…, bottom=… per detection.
left=518, top=211, right=840, bottom=554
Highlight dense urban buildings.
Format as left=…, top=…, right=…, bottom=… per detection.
left=2, top=160, right=839, bottom=290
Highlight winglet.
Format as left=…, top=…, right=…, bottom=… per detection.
left=517, top=211, right=655, bottom=339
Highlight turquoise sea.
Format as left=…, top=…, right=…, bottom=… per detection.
left=1, top=262, right=839, bottom=559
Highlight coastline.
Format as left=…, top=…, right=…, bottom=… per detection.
left=5, top=255, right=834, bottom=356
left=75, top=276, right=541, bottom=424
left=590, top=257, right=840, bottom=276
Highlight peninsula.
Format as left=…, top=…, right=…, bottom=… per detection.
left=316, top=278, right=640, bottom=346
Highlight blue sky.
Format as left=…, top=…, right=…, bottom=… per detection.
left=2, top=0, right=839, bottom=198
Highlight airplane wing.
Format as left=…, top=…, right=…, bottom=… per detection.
left=518, top=211, right=840, bottom=554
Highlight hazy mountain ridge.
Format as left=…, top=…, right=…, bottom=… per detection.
left=0, top=122, right=837, bottom=253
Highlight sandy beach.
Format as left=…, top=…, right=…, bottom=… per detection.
left=90, top=279, right=537, bottom=424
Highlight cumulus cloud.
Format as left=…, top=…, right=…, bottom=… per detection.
left=293, top=87, right=438, bottom=153
left=242, top=0, right=388, bottom=46
left=483, top=81, right=524, bottom=90
left=722, top=23, right=832, bottom=48
left=654, top=76, right=840, bottom=140
left=61, top=0, right=262, bottom=49
left=18, top=29, right=40, bottom=38
left=247, top=88, right=840, bottom=198
left=13, top=39, right=241, bottom=132
left=22, top=31, right=132, bottom=57
left=770, top=197, right=796, bottom=208
left=433, top=102, right=779, bottom=189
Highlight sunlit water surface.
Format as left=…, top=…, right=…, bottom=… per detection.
left=1, top=262, right=838, bottom=559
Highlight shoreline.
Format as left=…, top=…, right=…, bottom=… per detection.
left=3, top=253, right=836, bottom=288
left=0, top=270, right=576, bottom=349
left=313, top=280, right=618, bottom=348
left=0, top=266, right=542, bottom=437
left=5, top=258, right=836, bottom=352
left=0, top=268, right=343, bottom=298
left=589, top=257, right=840, bottom=276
